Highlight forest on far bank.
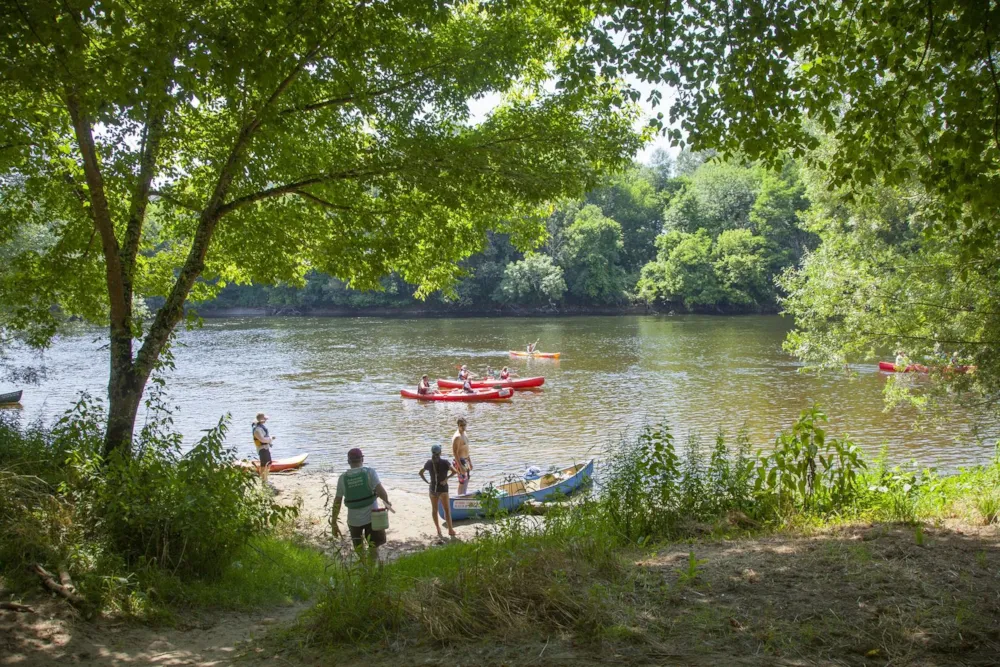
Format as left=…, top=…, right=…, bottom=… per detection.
left=195, top=149, right=815, bottom=314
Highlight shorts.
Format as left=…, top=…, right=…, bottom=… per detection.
left=430, top=485, right=449, bottom=497
left=258, top=447, right=272, bottom=467
left=456, top=458, right=470, bottom=484
left=349, top=523, right=386, bottom=548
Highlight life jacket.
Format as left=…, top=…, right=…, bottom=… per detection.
left=252, top=422, right=269, bottom=449
left=458, top=369, right=468, bottom=380
left=500, top=371, right=510, bottom=380
left=343, top=467, right=376, bottom=509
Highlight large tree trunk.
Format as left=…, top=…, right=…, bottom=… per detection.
left=103, top=326, right=148, bottom=459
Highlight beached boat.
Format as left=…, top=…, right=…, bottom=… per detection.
left=436, top=376, right=544, bottom=390
left=509, top=350, right=560, bottom=359
left=878, top=361, right=974, bottom=374
left=443, top=459, right=594, bottom=521
left=239, top=453, right=309, bottom=473
left=401, top=387, right=513, bottom=401
left=0, top=390, right=23, bottom=404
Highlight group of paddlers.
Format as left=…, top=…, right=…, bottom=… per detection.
left=416, top=364, right=519, bottom=395
left=251, top=414, right=475, bottom=555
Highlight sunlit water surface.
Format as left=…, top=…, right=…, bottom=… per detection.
left=6, top=315, right=998, bottom=492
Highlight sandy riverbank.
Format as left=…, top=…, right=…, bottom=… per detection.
left=269, top=469, right=484, bottom=558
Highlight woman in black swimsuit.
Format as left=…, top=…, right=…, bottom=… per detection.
left=419, top=444, right=458, bottom=541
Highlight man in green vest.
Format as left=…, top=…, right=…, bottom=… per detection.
left=331, top=448, right=393, bottom=559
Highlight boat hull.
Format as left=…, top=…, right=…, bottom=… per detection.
left=436, top=376, right=544, bottom=390
left=878, top=361, right=973, bottom=374
left=401, top=388, right=512, bottom=401
left=509, top=351, right=560, bottom=359
left=239, top=453, right=309, bottom=473
left=443, top=459, right=594, bottom=521
left=0, top=390, right=23, bottom=404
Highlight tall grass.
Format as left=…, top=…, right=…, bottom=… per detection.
left=301, top=406, right=1000, bottom=653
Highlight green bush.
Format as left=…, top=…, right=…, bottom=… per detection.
left=0, top=391, right=298, bottom=611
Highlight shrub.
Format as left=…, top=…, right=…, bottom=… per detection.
left=0, top=391, right=297, bottom=610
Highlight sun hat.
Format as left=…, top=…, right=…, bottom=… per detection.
left=347, top=448, right=364, bottom=461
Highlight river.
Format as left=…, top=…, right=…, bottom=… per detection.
left=5, top=315, right=997, bottom=491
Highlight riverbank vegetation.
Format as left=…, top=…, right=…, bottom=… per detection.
left=0, top=399, right=326, bottom=618
left=197, top=153, right=815, bottom=315
left=287, top=407, right=1000, bottom=663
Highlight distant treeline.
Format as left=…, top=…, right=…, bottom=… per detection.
left=195, top=150, right=816, bottom=314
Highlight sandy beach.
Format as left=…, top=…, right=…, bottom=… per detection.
left=270, top=468, right=484, bottom=558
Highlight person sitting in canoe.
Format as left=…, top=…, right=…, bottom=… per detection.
left=457, top=365, right=472, bottom=381
left=526, top=340, right=539, bottom=353
left=894, top=349, right=910, bottom=370
left=484, top=365, right=497, bottom=379
left=499, top=366, right=517, bottom=380
left=417, top=374, right=432, bottom=396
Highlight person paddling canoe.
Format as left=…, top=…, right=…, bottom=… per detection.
left=417, top=374, right=432, bottom=396
left=526, top=339, right=539, bottom=353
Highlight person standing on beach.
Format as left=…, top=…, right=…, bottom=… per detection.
left=452, top=417, right=473, bottom=495
left=251, top=413, right=274, bottom=484
left=331, top=448, right=393, bottom=559
left=419, top=444, right=457, bottom=541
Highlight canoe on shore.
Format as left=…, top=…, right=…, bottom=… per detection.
left=239, top=453, right=309, bottom=473
left=878, top=361, right=974, bottom=374
left=401, top=387, right=513, bottom=401
left=436, top=376, right=544, bottom=390
left=0, top=390, right=23, bottom=404
left=509, top=351, right=560, bottom=359
left=443, top=459, right=594, bottom=521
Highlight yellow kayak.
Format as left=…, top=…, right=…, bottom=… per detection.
left=509, top=350, right=560, bottom=359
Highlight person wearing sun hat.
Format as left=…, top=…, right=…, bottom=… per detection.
left=331, top=447, right=393, bottom=559
left=419, top=443, right=458, bottom=542
left=251, top=413, right=275, bottom=484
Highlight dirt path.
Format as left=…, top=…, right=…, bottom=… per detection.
left=1, top=600, right=307, bottom=666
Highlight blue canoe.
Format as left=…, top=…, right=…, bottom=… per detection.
left=442, top=459, right=594, bottom=521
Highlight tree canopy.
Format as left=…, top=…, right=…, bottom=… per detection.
left=0, top=0, right=640, bottom=453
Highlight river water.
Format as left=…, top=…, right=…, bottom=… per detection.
left=6, top=315, right=998, bottom=491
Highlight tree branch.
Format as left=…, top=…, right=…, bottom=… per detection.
left=65, top=92, right=130, bottom=336
left=984, top=25, right=1000, bottom=151
left=279, top=65, right=443, bottom=115
left=135, top=37, right=334, bottom=378
left=216, top=168, right=382, bottom=216
left=150, top=189, right=201, bottom=212
left=122, top=102, right=167, bottom=280
left=859, top=331, right=999, bottom=345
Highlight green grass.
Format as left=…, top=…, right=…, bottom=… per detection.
left=149, top=536, right=331, bottom=611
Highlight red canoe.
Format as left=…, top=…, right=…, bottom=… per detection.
left=400, top=387, right=513, bottom=401
left=436, top=376, right=545, bottom=390
left=878, top=361, right=974, bottom=374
